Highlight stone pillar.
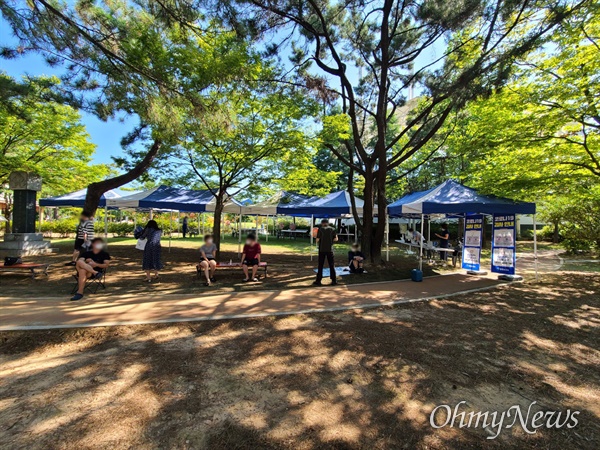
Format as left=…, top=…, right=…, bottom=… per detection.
left=0, top=172, right=53, bottom=257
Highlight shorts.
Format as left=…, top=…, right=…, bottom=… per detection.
left=200, top=257, right=215, bottom=264
left=243, top=258, right=259, bottom=266
left=74, top=238, right=86, bottom=251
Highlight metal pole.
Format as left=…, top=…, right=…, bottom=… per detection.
left=38, top=206, right=43, bottom=233
left=197, top=213, right=200, bottom=238
left=533, top=214, right=538, bottom=282
left=266, top=214, right=269, bottom=242
left=255, top=215, right=259, bottom=240
left=310, top=214, right=314, bottom=262
left=149, top=208, right=153, bottom=220
left=419, top=214, right=424, bottom=272
left=169, top=211, right=172, bottom=253
left=238, top=209, right=242, bottom=257
left=104, top=205, right=108, bottom=239
left=385, top=210, right=390, bottom=262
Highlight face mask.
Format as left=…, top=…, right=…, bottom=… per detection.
left=93, top=243, right=103, bottom=251
left=206, top=239, right=213, bottom=245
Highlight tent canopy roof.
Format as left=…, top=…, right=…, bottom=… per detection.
left=39, top=188, right=121, bottom=208
left=388, top=180, right=536, bottom=216
left=276, top=190, right=367, bottom=218
left=107, top=185, right=214, bottom=212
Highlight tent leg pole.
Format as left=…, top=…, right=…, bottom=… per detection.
left=419, top=214, right=424, bottom=272
left=150, top=208, right=153, bottom=220
left=104, top=206, right=108, bottom=243
left=310, top=214, right=314, bottom=262
left=197, top=214, right=200, bottom=238
left=386, top=211, right=390, bottom=262
left=169, top=212, right=172, bottom=253
left=266, top=215, right=269, bottom=242
left=533, top=214, right=538, bottom=282
left=238, top=211, right=242, bottom=257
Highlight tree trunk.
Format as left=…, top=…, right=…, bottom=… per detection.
left=553, top=221, right=559, bottom=243
left=83, top=139, right=162, bottom=216
left=360, top=172, right=375, bottom=262
left=212, top=191, right=225, bottom=251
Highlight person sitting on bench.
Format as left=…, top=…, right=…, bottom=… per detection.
left=241, top=233, right=262, bottom=282
left=348, top=243, right=365, bottom=274
left=199, top=234, right=218, bottom=286
left=71, top=237, right=111, bottom=301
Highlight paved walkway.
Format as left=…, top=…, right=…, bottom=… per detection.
left=0, top=274, right=506, bottom=331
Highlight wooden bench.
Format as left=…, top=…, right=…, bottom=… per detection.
left=0, top=262, right=50, bottom=279
left=196, top=261, right=268, bottom=278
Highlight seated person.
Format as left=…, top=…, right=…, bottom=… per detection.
left=70, top=237, right=111, bottom=301
left=348, top=243, right=365, bottom=274
left=199, top=234, right=218, bottom=286
left=241, top=233, right=262, bottom=282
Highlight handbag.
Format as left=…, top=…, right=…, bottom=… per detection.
left=135, top=238, right=147, bottom=251
left=4, top=256, right=22, bottom=266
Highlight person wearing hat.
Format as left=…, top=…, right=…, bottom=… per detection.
left=314, top=219, right=338, bottom=286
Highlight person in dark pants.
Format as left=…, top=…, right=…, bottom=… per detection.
left=435, top=223, right=450, bottom=261
left=182, top=216, right=189, bottom=238
left=314, top=219, right=338, bottom=286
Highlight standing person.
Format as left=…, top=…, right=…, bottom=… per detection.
left=314, top=219, right=338, bottom=286
left=141, top=220, right=163, bottom=282
left=65, top=211, right=95, bottom=266
left=70, top=238, right=110, bottom=301
left=435, top=223, right=450, bottom=261
left=241, top=233, right=262, bottom=282
left=199, top=234, right=218, bottom=286
left=182, top=216, right=189, bottom=238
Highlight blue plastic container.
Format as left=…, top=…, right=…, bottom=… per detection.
left=411, top=269, right=423, bottom=282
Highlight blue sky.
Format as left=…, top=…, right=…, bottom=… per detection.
left=1, top=23, right=137, bottom=165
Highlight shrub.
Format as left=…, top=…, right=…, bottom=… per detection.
left=561, top=238, right=594, bottom=254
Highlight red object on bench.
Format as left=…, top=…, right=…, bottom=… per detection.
left=0, top=262, right=50, bottom=279
left=196, top=261, right=268, bottom=278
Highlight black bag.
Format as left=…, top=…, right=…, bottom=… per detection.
left=4, top=256, right=22, bottom=266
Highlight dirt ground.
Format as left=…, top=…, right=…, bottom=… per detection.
left=0, top=238, right=444, bottom=298
left=1, top=272, right=598, bottom=449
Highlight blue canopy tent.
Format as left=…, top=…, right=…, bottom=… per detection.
left=107, top=185, right=247, bottom=252
left=39, top=188, right=122, bottom=208
left=388, top=180, right=538, bottom=277
left=106, top=185, right=215, bottom=212
left=388, top=180, right=535, bottom=216
left=276, top=190, right=367, bottom=218
left=39, top=188, right=123, bottom=237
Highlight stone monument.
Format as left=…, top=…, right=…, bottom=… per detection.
left=0, top=171, right=53, bottom=256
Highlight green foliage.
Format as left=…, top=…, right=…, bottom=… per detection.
left=0, top=73, right=110, bottom=195
left=175, top=80, right=316, bottom=196
left=40, top=219, right=79, bottom=237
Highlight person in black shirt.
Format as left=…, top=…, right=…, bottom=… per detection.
left=71, top=237, right=111, bottom=301
left=348, top=243, right=365, bottom=274
left=314, top=219, right=338, bottom=286
left=435, top=223, right=450, bottom=261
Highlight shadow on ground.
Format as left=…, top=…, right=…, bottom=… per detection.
left=0, top=273, right=598, bottom=449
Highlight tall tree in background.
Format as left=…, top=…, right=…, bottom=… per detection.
left=405, top=3, right=600, bottom=246
left=1, top=0, right=259, bottom=215
left=221, top=0, right=586, bottom=261
left=0, top=73, right=109, bottom=231
left=172, top=82, right=315, bottom=249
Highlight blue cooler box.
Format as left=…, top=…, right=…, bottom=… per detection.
left=411, top=269, right=423, bottom=282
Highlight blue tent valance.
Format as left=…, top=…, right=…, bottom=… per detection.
left=388, top=180, right=536, bottom=216
left=39, top=188, right=121, bottom=208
